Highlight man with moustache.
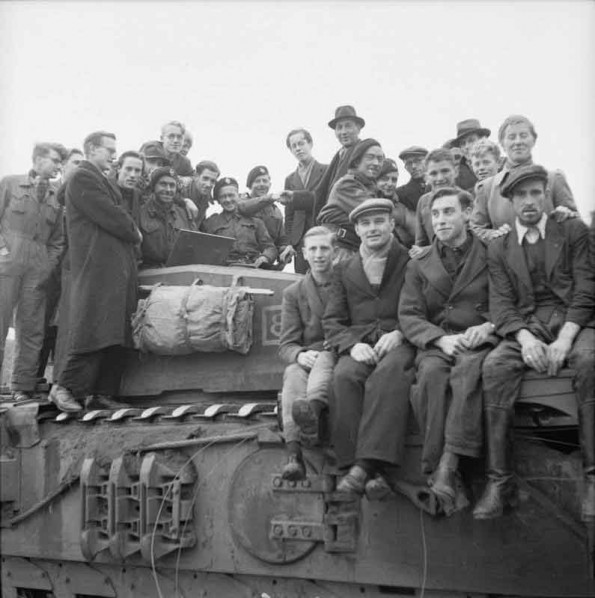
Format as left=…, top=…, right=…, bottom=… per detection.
left=279, top=128, right=327, bottom=274
left=395, top=146, right=428, bottom=213
left=474, top=165, right=595, bottom=521
left=49, top=131, right=142, bottom=412
left=0, top=142, right=67, bottom=401
left=203, top=177, right=277, bottom=267
left=313, top=105, right=365, bottom=217
left=317, top=139, right=384, bottom=260
left=139, top=167, right=195, bottom=269
left=324, top=199, right=415, bottom=499
left=399, top=187, right=498, bottom=513
left=412, top=148, right=460, bottom=256
left=279, top=226, right=337, bottom=480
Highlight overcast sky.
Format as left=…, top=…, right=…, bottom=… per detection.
left=0, top=1, right=593, bottom=219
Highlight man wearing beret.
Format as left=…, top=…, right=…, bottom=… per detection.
left=323, top=198, right=415, bottom=499
left=279, top=128, right=328, bottom=274
left=317, top=138, right=384, bottom=260
left=399, top=187, right=498, bottom=514
left=182, top=160, right=220, bottom=230
left=313, top=105, right=365, bottom=218
left=449, top=119, right=491, bottom=191
left=376, top=158, right=416, bottom=249
left=237, top=165, right=294, bottom=269
left=49, top=131, right=142, bottom=412
left=203, top=177, right=277, bottom=268
left=139, top=168, right=195, bottom=268
left=474, top=165, right=595, bottom=520
left=395, top=146, right=428, bottom=213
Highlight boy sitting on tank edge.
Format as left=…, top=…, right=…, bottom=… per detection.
left=278, top=226, right=338, bottom=480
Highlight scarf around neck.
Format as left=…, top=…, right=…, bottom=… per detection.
left=359, top=239, right=391, bottom=286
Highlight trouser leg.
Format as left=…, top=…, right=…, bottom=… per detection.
left=36, top=268, right=61, bottom=380
left=473, top=340, right=525, bottom=519
left=568, top=328, right=595, bottom=519
left=12, top=269, right=46, bottom=392
left=411, top=350, right=451, bottom=475
left=0, top=273, right=22, bottom=383
left=444, top=346, right=491, bottom=459
left=293, top=249, right=308, bottom=275
left=281, top=363, right=309, bottom=443
left=331, top=355, right=373, bottom=469
left=356, top=343, right=415, bottom=467
left=306, top=350, right=336, bottom=404
left=92, top=346, right=128, bottom=396
left=59, top=350, right=103, bottom=397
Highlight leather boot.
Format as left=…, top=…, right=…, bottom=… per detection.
left=473, top=407, right=517, bottom=520
left=579, top=402, right=595, bottom=521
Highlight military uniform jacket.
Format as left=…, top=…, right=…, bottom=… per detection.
left=323, top=238, right=410, bottom=355
left=139, top=195, right=194, bottom=268
left=284, top=160, right=327, bottom=246
left=471, top=162, right=576, bottom=243
left=202, top=210, right=277, bottom=265
left=487, top=216, right=595, bottom=339
left=0, top=173, right=63, bottom=276
left=237, top=196, right=290, bottom=252
left=278, top=271, right=329, bottom=364
left=399, top=234, right=497, bottom=349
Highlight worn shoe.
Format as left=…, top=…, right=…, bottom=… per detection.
left=473, top=476, right=518, bottom=520
left=365, top=473, right=393, bottom=501
left=12, top=391, right=35, bottom=403
left=281, top=453, right=306, bottom=481
left=336, top=465, right=368, bottom=496
left=292, top=399, right=320, bottom=445
left=48, top=385, right=82, bottom=413
left=84, top=395, right=127, bottom=411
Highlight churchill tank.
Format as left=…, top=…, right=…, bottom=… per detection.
left=1, top=264, right=593, bottom=598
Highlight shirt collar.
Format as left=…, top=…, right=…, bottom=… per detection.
left=515, top=212, right=548, bottom=245
left=437, top=231, right=473, bottom=256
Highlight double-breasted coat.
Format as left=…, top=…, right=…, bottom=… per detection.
left=65, top=161, right=139, bottom=353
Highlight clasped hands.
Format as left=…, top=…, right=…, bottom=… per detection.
left=519, top=334, right=571, bottom=376
left=350, top=330, right=403, bottom=365
left=435, top=322, right=494, bottom=357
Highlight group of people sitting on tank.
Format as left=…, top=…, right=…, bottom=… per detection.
left=0, top=107, right=593, bottom=523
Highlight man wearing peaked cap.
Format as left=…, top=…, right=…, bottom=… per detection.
left=203, top=176, right=277, bottom=268
left=474, top=162, right=595, bottom=521
left=323, top=193, right=415, bottom=499
left=313, top=105, right=366, bottom=219
left=396, top=146, right=428, bottom=213
left=450, top=119, right=491, bottom=191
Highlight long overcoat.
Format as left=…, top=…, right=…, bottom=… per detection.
left=65, top=161, right=139, bottom=353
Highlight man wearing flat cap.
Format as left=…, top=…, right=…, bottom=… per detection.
left=317, top=138, right=384, bottom=260
left=313, top=105, right=365, bottom=218
left=203, top=177, right=277, bottom=267
left=395, top=146, right=428, bottom=213
left=323, top=198, right=415, bottom=500
left=474, top=164, right=595, bottom=521
left=449, top=119, right=491, bottom=191
left=139, top=167, right=195, bottom=268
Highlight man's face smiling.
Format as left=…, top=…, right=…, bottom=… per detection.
left=250, top=174, right=271, bottom=198
left=355, top=211, right=394, bottom=251
left=355, top=145, right=384, bottom=179
left=154, top=175, right=177, bottom=205
left=431, top=194, right=470, bottom=246
left=217, top=186, right=240, bottom=212
left=162, top=125, right=184, bottom=154
left=425, top=160, right=457, bottom=190
left=334, top=119, right=360, bottom=148
left=303, top=233, right=335, bottom=274
left=502, top=123, right=535, bottom=165
left=196, top=169, right=218, bottom=195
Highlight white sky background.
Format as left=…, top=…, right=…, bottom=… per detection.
left=0, top=0, right=593, bottom=220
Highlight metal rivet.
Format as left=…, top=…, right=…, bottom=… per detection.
left=273, top=525, right=283, bottom=536
left=273, top=477, right=282, bottom=488
left=302, top=526, right=311, bottom=538
left=302, top=479, right=311, bottom=488
left=288, top=526, right=297, bottom=537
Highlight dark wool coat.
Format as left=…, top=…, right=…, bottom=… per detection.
left=65, top=161, right=139, bottom=352
left=278, top=271, right=328, bottom=364
left=313, top=142, right=361, bottom=218
left=284, top=160, right=327, bottom=246
left=323, top=238, right=410, bottom=355
left=455, top=158, right=478, bottom=192
left=395, top=177, right=427, bottom=212
left=487, top=216, right=595, bottom=338
left=399, top=234, right=497, bottom=349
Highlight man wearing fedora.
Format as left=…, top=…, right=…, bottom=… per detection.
left=313, top=105, right=365, bottom=218
left=474, top=165, right=595, bottom=521
left=449, top=119, right=491, bottom=191
left=395, top=146, right=429, bottom=213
